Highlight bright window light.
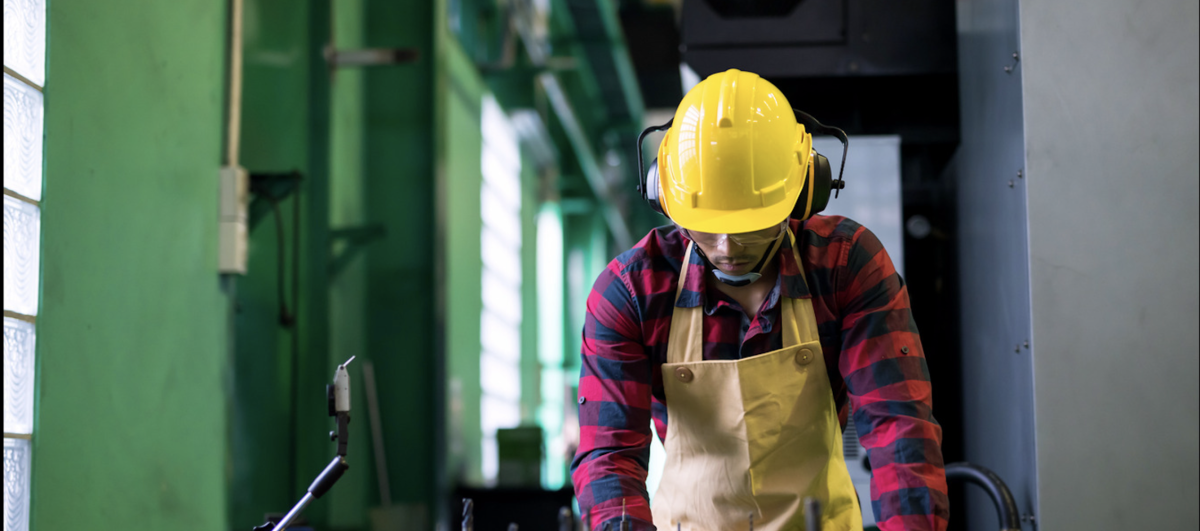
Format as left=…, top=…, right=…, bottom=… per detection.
left=3, top=1, right=44, bottom=528
left=479, top=94, right=522, bottom=485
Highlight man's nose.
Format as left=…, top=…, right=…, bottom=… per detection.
left=715, top=236, right=744, bottom=256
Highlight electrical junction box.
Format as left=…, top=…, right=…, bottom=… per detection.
left=218, top=165, right=248, bottom=274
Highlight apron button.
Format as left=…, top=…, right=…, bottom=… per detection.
left=675, top=367, right=694, bottom=383
left=795, top=348, right=814, bottom=366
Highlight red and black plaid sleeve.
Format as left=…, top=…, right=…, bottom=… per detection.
left=823, top=219, right=949, bottom=531
left=571, top=235, right=660, bottom=529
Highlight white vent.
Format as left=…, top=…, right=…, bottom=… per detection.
left=843, top=419, right=859, bottom=460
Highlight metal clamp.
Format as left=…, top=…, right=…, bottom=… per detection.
left=1004, top=51, right=1020, bottom=73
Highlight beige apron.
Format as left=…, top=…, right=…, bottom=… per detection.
left=650, top=229, right=863, bottom=531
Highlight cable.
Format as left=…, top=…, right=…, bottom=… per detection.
left=289, top=186, right=301, bottom=500
left=267, top=196, right=294, bottom=326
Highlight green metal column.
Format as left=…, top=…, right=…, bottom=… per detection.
left=296, top=0, right=335, bottom=525
left=231, top=0, right=318, bottom=527
left=325, top=0, right=372, bottom=526
left=361, top=0, right=438, bottom=523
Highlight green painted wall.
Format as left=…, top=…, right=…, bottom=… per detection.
left=34, top=1, right=230, bottom=530
left=28, top=0, right=641, bottom=528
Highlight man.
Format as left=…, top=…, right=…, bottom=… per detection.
left=571, top=69, right=948, bottom=530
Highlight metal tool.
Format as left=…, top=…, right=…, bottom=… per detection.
left=558, top=507, right=574, bottom=531
left=748, top=512, right=754, bottom=531
left=803, top=497, right=822, bottom=531
left=461, top=498, right=474, bottom=531
left=253, top=357, right=356, bottom=530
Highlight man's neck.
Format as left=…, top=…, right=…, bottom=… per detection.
left=706, top=259, right=780, bottom=319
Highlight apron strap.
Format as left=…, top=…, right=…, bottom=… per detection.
left=784, top=227, right=822, bottom=347
left=667, top=243, right=705, bottom=364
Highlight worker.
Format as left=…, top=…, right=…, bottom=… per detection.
left=571, top=69, right=948, bottom=531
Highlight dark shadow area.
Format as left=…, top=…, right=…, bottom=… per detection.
left=453, top=487, right=577, bottom=529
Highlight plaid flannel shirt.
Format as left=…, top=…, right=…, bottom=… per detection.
left=571, top=215, right=948, bottom=531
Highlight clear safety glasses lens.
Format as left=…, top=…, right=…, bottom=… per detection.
left=682, top=222, right=785, bottom=247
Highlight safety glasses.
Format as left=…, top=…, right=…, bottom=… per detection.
left=679, top=221, right=786, bottom=247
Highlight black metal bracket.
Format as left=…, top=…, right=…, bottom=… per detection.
left=324, top=46, right=419, bottom=68
left=248, top=171, right=303, bottom=231
left=328, top=224, right=387, bottom=278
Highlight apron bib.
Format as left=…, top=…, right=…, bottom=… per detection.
left=650, top=229, right=862, bottom=531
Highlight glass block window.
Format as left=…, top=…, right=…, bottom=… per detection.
left=3, top=438, right=31, bottom=531
left=2, top=0, right=43, bottom=529
left=3, top=318, right=35, bottom=435
left=3, top=195, right=40, bottom=316
left=2, top=0, right=46, bottom=87
left=3, top=74, right=44, bottom=201
left=479, top=95, right=522, bottom=484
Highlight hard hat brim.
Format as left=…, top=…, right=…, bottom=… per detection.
left=664, top=185, right=800, bottom=234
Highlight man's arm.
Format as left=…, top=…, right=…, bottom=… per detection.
left=836, top=224, right=949, bottom=531
left=571, top=262, right=656, bottom=530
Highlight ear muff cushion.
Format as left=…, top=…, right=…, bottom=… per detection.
left=645, top=159, right=664, bottom=215
left=810, top=153, right=833, bottom=215
left=791, top=152, right=834, bottom=220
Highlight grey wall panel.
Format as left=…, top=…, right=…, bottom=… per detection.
left=814, top=135, right=904, bottom=278
left=954, top=0, right=1039, bottom=528
left=1020, top=1, right=1200, bottom=529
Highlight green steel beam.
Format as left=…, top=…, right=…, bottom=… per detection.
left=538, top=72, right=633, bottom=249
left=594, top=0, right=645, bottom=125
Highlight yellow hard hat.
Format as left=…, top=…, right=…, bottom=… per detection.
left=655, top=69, right=813, bottom=234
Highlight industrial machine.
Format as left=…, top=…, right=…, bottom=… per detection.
left=459, top=497, right=828, bottom=531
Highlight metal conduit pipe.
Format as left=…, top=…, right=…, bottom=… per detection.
left=944, top=462, right=1022, bottom=531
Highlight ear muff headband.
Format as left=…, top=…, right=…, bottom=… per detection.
left=793, top=109, right=849, bottom=199
left=637, top=119, right=673, bottom=216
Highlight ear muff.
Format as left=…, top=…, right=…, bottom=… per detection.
left=638, top=110, right=847, bottom=221
left=792, top=152, right=833, bottom=220
left=644, top=158, right=665, bottom=215
left=637, top=119, right=673, bottom=217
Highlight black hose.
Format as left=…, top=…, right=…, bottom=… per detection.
left=944, top=462, right=1022, bottom=531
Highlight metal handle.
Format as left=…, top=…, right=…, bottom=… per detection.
left=945, top=462, right=1022, bottom=531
